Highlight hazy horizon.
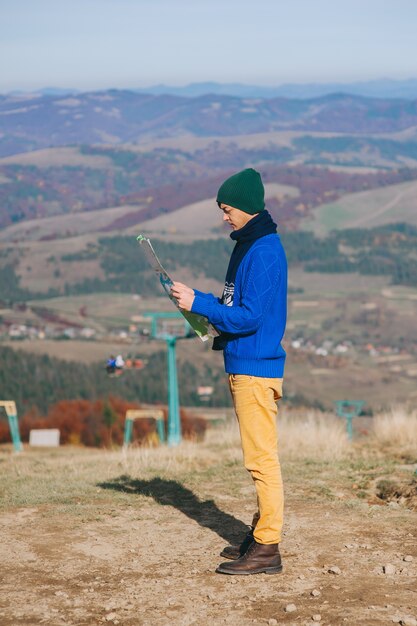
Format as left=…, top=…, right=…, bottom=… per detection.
left=4, top=75, right=417, bottom=96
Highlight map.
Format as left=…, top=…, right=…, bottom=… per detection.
left=137, top=235, right=219, bottom=342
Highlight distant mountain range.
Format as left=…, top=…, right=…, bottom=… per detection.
left=1, top=90, right=417, bottom=157
left=134, top=78, right=417, bottom=100
left=7, top=78, right=417, bottom=100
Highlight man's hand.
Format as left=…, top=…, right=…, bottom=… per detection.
left=171, top=282, right=195, bottom=312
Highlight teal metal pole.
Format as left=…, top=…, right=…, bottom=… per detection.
left=166, top=337, right=181, bottom=446
left=346, top=416, right=353, bottom=441
left=124, top=419, right=133, bottom=447
left=334, top=400, right=364, bottom=442
left=156, top=418, right=166, bottom=443
left=8, top=414, right=23, bottom=452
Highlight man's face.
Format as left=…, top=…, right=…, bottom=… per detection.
left=219, top=204, right=257, bottom=231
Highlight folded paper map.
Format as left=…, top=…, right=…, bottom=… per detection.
left=137, top=235, right=219, bottom=342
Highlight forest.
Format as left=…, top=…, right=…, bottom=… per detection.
left=47, top=222, right=417, bottom=293
left=0, top=345, right=231, bottom=417
left=1, top=156, right=417, bottom=230
left=1, top=223, right=417, bottom=305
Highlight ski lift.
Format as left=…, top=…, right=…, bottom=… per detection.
left=106, top=353, right=145, bottom=377
left=106, top=354, right=124, bottom=377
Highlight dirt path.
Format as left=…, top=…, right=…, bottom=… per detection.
left=0, top=448, right=416, bottom=625
left=349, top=184, right=417, bottom=228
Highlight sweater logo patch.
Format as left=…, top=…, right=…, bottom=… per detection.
left=222, top=281, right=235, bottom=307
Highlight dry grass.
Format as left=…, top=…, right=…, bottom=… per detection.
left=0, top=203, right=141, bottom=242
left=121, top=439, right=219, bottom=475
left=0, top=411, right=350, bottom=511
left=1, top=406, right=414, bottom=521
left=224, top=406, right=417, bottom=462
left=0, top=146, right=112, bottom=168
left=279, top=410, right=350, bottom=460
left=207, top=409, right=350, bottom=462
left=372, top=407, right=417, bottom=455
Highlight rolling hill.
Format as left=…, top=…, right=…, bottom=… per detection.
left=305, top=179, right=417, bottom=235
left=2, top=90, right=417, bottom=157
left=2, top=85, right=417, bottom=415
left=1, top=142, right=416, bottom=231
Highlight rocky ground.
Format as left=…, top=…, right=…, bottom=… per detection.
left=0, top=429, right=416, bottom=626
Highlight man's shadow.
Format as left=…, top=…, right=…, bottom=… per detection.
left=98, top=475, right=248, bottom=544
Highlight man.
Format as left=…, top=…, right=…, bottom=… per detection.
left=171, top=168, right=287, bottom=576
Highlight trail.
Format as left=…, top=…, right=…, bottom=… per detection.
left=350, top=183, right=417, bottom=228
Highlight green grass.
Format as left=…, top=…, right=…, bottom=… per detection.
left=304, top=179, right=417, bottom=235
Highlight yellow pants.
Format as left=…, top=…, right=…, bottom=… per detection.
left=228, top=374, right=284, bottom=545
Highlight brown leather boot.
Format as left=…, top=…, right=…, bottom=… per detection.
left=216, top=540, right=282, bottom=575
left=219, top=528, right=254, bottom=560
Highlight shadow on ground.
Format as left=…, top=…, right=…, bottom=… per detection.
left=99, top=475, right=248, bottom=543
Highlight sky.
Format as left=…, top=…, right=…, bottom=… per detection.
left=1, top=0, right=417, bottom=92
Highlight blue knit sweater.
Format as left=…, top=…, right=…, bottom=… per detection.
left=191, top=233, right=287, bottom=377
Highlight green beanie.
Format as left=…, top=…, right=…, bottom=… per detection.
left=216, top=168, right=265, bottom=215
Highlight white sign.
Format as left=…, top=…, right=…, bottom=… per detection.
left=29, top=429, right=60, bottom=447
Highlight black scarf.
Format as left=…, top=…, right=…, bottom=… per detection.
left=225, top=210, right=277, bottom=289
left=213, top=210, right=277, bottom=350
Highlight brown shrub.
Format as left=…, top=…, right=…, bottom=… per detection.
left=6, top=397, right=208, bottom=448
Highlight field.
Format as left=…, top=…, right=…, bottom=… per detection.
left=2, top=110, right=417, bottom=420
left=134, top=183, right=299, bottom=241
left=3, top=270, right=417, bottom=412
left=0, top=204, right=145, bottom=243
left=0, top=182, right=298, bottom=244
left=1, top=411, right=416, bottom=626
left=0, top=146, right=114, bottom=168
left=304, top=180, right=417, bottom=236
